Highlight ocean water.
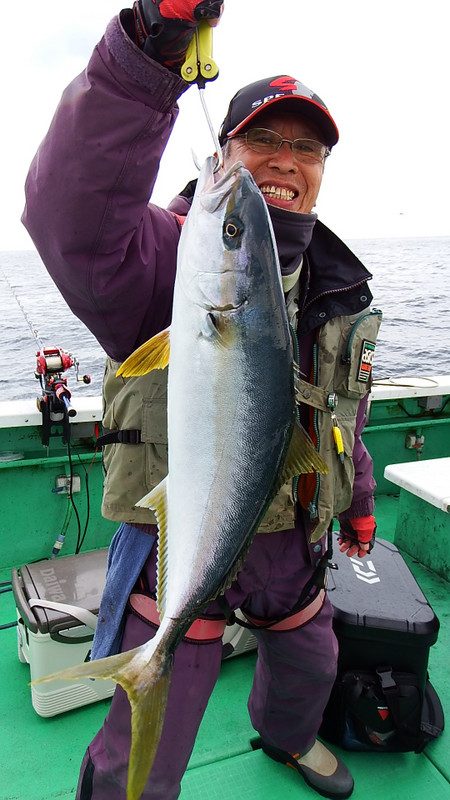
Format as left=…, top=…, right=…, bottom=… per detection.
left=0, top=237, right=449, bottom=403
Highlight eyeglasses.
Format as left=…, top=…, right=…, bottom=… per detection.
left=235, top=128, right=330, bottom=164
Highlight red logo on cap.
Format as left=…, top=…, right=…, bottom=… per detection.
left=270, top=76, right=298, bottom=93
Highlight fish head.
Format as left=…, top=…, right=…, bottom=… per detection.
left=177, top=157, right=283, bottom=323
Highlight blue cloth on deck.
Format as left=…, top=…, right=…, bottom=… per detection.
left=91, top=523, right=156, bottom=659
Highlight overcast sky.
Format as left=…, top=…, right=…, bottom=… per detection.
left=2, top=0, right=449, bottom=250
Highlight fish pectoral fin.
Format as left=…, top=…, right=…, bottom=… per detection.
left=202, top=312, right=222, bottom=339
left=200, top=312, right=233, bottom=349
left=116, top=327, right=170, bottom=377
left=279, top=422, right=329, bottom=484
left=136, top=478, right=169, bottom=618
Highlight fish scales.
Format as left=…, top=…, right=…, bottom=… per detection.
left=165, top=160, right=294, bottom=616
left=33, top=157, right=327, bottom=800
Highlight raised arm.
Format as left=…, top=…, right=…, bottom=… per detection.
left=22, top=3, right=221, bottom=361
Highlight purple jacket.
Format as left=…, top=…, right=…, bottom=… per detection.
left=22, top=13, right=375, bottom=523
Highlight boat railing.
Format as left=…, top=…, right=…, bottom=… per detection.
left=1, top=374, right=450, bottom=429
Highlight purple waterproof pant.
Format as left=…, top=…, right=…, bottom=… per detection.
left=76, top=529, right=338, bottom=800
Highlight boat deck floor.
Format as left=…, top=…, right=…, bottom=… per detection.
left=1, top=495, right=449, bottom=800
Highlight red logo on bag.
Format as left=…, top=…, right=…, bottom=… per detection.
left=377, top=707, right=389, bottom=721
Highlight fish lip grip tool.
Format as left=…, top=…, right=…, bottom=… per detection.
left=181, top=22, right=219, bottom=85
left=181, top=23, right=223, bottom=170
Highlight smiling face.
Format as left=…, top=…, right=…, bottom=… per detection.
left=221, top=110, right=326, bottom=214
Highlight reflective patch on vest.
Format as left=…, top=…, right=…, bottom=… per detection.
left=358, top=340, right=376, bottom=382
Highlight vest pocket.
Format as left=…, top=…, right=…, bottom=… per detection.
left=334, top=309, right=382, bottom=399
left=257, top=480, right=296, bottom=533
left=141, top=398, right=168, bottom=490
left=141, top=398, right=168, bottom=444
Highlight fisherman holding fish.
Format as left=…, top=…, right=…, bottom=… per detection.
left=23, top=2, right=381, bottom=799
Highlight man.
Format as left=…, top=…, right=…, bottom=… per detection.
left=22, top=3, right=379, bottom=799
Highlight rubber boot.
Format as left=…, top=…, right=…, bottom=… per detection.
left=260, top=738, right=354, bottom=799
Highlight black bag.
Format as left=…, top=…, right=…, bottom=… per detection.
left=320, top=666, right=444, bottom=752
left=320, top=536, right=444, bottom=752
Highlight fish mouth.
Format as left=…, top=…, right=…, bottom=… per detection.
left=201, top=297, right=247, bottom=314
left=201, top=160, right=247, bottom=212
left=212, top=299, right=246, bottom=313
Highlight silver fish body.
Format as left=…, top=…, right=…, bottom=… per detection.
left=34, top=157, right=326, bottom=800
left=161, top=157, right=294, bottom=623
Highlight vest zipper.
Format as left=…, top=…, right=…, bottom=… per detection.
left=301, top=277, right=371, bottom=519
left=291, top=329, right=321, bottom=520
left=309, top=342, right=320, bottom=520
left=301, top=278, right=369, bottom=317
left=342, top=307, right=383, bottom=363
left=290, top=323, right=301, bottom=505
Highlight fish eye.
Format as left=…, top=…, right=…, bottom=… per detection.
left=223, top=216, right=243, bottom=250
left=225, top=222, right=239, bottom=237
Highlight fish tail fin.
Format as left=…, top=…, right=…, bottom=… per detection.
left=127, top=663, right=172, bottom=800
left=33, top=621, right=174, bottom=800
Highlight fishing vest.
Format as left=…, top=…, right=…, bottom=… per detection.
left=101, top=364, right=168, bottom=525
left=100, top=308, right=382, bottom=540
left=260, top=306, right=382, bottom=541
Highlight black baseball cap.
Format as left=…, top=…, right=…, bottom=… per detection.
left=219, top=75, right=339, bottom=148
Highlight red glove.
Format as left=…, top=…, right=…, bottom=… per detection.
left=134, top=0, right=223, bottom=69
left=338, top=515, right=376, bottom=559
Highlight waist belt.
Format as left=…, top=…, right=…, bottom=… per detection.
left=130, top=586, right=326, bottom=642
left=241, top=588, right=326, bottom=631
left=128, top=594, right=227, bottom=642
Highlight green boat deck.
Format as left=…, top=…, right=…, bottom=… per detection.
left=1, top=495, right=449, bottom=800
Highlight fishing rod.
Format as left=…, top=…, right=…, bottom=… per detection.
left=1, top=267, right=91, bottom=443
left=35, top=346, right=91, bottom=446
left=0, top=267, right=93, bottom=557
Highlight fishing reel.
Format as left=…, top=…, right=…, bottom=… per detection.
left=35, top=346, right=91, bottom=446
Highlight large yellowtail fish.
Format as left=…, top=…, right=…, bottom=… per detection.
left=34, top=157, right=327, bottom=800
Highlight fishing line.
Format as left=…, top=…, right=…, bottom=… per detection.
left=77, top=471, right=91, bottom=553
left=0, top=266, right=44, bottom=349
left=66, top=440, right=83, bottom=553
left=0, top=575, right=16, bottom=632
left=71, top=444, right=92, bottom=554
left=372, top=376, right=440, bottom=389
left=397, top=397, right=450, bottom=418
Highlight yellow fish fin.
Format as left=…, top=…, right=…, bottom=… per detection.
left=117, top=327, right=170, bottom=377
left=136, top=478, right=169, bottom=618
left=126, top=666, right=171, bottom=800
left=32, top=629, right=173, bottom=800
left=279, top=422, right=328, bottom=485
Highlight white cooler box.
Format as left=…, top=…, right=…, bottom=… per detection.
left=12, top=548, right=257, bottom=717
left=12, top=549, right=115, bottom=717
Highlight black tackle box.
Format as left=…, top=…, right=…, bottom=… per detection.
left=320, top=535, right=444, bottom=751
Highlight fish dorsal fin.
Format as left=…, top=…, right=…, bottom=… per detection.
left=136, top=478, right=169, bottom=617
left=278, top=422, right=328, bottom=488
left=116, top=328, right=170, bottom=378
